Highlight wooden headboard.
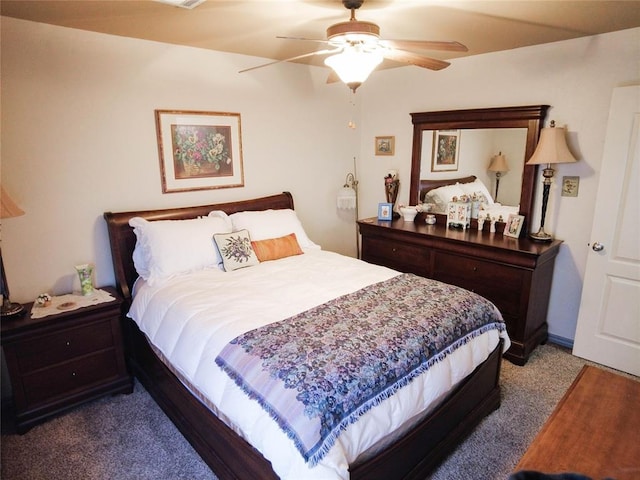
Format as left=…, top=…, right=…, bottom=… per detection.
left=419, top=175, right=476, bottom=202
left=103, top=192, right=294, bottom=301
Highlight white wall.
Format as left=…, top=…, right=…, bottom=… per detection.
left=1, top=17, right=360, bottom=302
left=357, top=27, right=640, bottom=342
left=2, top=16, right=639, bottom=344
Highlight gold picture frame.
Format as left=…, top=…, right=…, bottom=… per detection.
left=155, top=110, right=245, bottom=193
left=432, top=130, right=460, bottom=172
left=375, top=136, right=395, bottom=156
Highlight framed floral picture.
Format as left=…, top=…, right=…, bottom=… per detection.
left=155, top=110, right=245, bottom=193
left=432, top=130, right=460, bottom=172
left=375, top=136, right=395, bottom=156
left=504, top=214, right=525, bottom=238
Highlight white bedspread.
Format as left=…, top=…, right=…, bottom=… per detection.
left=128, top=249, right=510, bottom=479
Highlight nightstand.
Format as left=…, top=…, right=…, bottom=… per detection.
left=1, top=286, right=133, bottom=433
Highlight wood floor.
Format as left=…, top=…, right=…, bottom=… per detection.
left=515, top=365, right=640, bottom=480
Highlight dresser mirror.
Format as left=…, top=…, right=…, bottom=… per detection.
left=409, top=105, right=549, bottom=234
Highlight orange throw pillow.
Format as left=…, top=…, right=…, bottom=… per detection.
left=251, top=233, right=303, bottom=262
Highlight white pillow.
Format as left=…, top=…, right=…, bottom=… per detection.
left=229, top=209, right=320, bottom=250
left=208, top=210, right=233, bottom=228
left=424, top=184, right=466, bottom=212
left=129, top=216, right=232, bottom=285
left=458, top=179, right=494, bottom=205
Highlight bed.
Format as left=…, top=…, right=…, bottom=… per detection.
left=420, top=175, right=519, bottom=224
left=104, top=191, right=509, bottom=480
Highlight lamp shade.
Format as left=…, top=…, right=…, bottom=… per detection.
left=337, top=185, right=357, bottom=210
left=488, top=152, right=509, bottom=172
left=527, top=122, right=577, bottom=165
left=1, top=187, right=25, bottom=219
left=0, top=186, right=26, bottom=319
left=324, top=48, right=383, bottom=92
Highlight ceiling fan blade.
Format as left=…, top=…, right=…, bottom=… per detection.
left=276, top=36, right=330, bottom=45
left=383, top=40, right=468, bottom=52
left=239, top=48, right=340, bottom=74
left=383, top=50, right=450, bottom=71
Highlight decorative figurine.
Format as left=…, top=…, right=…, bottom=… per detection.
left=35, top=293, right=52, bottom=307
left=384, top=171, right=400, bottom=219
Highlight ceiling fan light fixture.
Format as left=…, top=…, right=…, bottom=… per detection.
left=328, top=32, right=379, bottom=48
left=324, top=48, right=383, bottom=92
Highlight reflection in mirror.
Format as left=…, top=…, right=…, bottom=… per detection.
left=409, top=106, right=550, bottom=235
left=420, top=128, right=527, bottom=206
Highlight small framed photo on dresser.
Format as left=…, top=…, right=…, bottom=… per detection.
left=378, top=203, right=393, bottom=221
left=504, top=214, right=525, bottom=238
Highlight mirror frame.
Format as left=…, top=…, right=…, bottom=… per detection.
left=409, top=105, right=549, bottom=235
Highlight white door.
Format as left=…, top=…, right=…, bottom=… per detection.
left=573, top=85, right=640, bottom=376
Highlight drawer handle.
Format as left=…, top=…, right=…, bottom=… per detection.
left=66, top=341, right=71, bottom=347
left=71, top=372, right=77, bottom=377
left=473, top=267, right=478, bottom=272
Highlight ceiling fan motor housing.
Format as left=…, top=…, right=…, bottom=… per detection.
left=343, top=0, right=365, bottom=10
left=327, top=21, right=380, bottom=42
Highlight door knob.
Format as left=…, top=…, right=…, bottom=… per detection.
left=591, top=242, right=604, bottom=252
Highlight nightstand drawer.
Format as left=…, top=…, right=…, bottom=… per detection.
left=22, top=349, right=120, bottom=405
left=15, top=319, right=115, bottom=373
left=432, top=252, right=524, bottom=316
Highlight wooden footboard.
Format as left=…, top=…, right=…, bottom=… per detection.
left=123, top=316, right=502, bottom=480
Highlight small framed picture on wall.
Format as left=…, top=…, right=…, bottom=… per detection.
left=378, top=203, right=393, bottom=221
left=375, top=136, right=395, bottom=156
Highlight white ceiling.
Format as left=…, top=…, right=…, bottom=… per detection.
left=3, top=0, right=640, bottom=72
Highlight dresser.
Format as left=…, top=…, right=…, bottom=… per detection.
left=358, top=218, right=562, bottom=365
left=1, top=287, right=133, bottom=433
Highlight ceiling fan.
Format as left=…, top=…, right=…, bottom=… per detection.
left=240, top=0, right=467, bottom=92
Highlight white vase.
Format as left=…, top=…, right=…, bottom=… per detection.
left=399, top=206, right=418, bottom=222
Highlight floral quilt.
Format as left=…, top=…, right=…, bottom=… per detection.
left=215, top=273, right=505, bottom=466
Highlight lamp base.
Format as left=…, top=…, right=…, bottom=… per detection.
left=1, top=301, right=26, bottom=320
left=529, top=229, right=553, bottom=242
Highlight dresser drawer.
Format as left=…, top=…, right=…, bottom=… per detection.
left=363, top=236, right=430, bottom=275
left=14, top=319, right=115, bottom=373
left=432, top=252, right=525, bottom=316
left=21, top=349, right=120, bottom=405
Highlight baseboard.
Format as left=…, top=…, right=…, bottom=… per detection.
left=547, top=334, right=573, bottom=349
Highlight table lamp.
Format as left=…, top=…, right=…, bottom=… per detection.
left=526, top=121, right=577, bottom=241
left=1, top=187, right=26, bottom=319
left=488, top=152, right=509, bottom=201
